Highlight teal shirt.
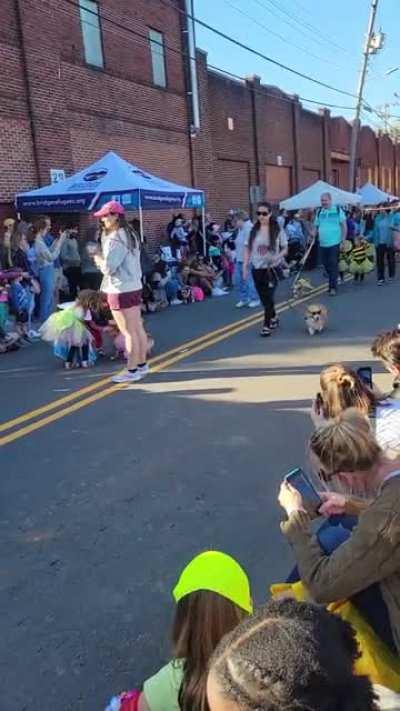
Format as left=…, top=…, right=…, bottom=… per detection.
left=373, top=214, right=393, bottom=247
left=314, top=207, right=345, bottom=247
left=390, top=212, right=400, bottom=231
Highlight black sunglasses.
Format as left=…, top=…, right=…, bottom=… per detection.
left=257, top=210, right=269, bottom=216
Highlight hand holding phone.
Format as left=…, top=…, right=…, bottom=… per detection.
left=357, top=366, right=373, bottom=388
left=284, top=468, right=322, bottom=515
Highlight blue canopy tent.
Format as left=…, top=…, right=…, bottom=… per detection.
left=16, top=150, right=205, bottom=246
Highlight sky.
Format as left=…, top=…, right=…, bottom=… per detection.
left=193, top=0, right=400, bottom=129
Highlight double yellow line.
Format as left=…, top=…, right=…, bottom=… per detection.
left=0, top=282, right=330, bottom=447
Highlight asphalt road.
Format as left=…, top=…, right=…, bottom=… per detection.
left=1, top=274, right=399, bottom=711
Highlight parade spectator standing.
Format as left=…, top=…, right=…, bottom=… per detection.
left=233, top=210, right=259, bottom=309
left=314, top=192, right=347, bottom=296
left=60, top=226, right=81, bottom=299
left=34, top=217, right=66, bottom=322
left=372, top=207, right=396, bottom=284
left=243, top=202, right=287, bottom=337
left=93, top=200, right=148, bottom=384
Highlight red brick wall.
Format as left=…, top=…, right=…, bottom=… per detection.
left=0, top=0, right=37, bottom=205
left=299, top=109, right=324, bottom=184
left=329, top=116, right=352, bottom=154
left=359, top=126, right=378, bottom=185
left=206, top=71, right=254, bottom=219
left=0, top=0, right=192, bottom=244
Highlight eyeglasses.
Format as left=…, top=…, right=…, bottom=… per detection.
left=257, top=211, right=269, bottom=216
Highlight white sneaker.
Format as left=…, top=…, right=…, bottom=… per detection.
left=236, top=300, right=248, bottom=308
left=248, top=300, right=261, bottom=308
left=112, top=369, right=142, bottom=383
left=170, top=298, right=183, bottom=305
left=28, top=329, right=41, bottom=339
left=138, top=363, right=150, bottom=377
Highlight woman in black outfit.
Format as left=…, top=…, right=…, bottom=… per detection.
left=243, top=202, right=288, bottom=337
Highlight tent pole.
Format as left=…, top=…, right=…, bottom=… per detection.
left=139, top=204, right=144, bottom=244
left=201, top=204, right=206, bottom=256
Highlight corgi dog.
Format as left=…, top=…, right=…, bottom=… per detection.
left=305, top=303, right=328, bottom=335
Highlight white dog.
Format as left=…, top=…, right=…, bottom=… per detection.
left=304, top=304, right=328, bottom=335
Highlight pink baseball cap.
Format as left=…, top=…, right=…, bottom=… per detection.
left=93, top=200, right=125, bottom=218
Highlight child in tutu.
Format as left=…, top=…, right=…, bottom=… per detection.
left=39, top=294, right=95, bottom=369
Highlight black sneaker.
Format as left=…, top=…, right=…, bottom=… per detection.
left=260, top=326, right=272, bottom=337
left=270, top=317, right=279, bottom=330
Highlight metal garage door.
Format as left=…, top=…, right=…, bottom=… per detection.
left=265, top=165, right=292, bottom=202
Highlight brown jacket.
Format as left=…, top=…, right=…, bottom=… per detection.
left=281, top=476, right=400, bottom=653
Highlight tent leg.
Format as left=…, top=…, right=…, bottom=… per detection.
left=139, top=205, right=144, bottom=243
left=201, top=205, right=206, bottom=256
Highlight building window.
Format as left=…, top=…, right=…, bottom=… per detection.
left=79, top=0, right=104, bottom=68
left=149, top=29, right=166, bottom=88
left=227, top=117, right=234, bottom=131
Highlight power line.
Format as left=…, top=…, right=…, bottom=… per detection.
left=250, top=0, right=355, bottom=57
left=58, top=0, right=356, bottom=112
left=158, top=0, right=358, bottom=98
left=223, top=0, right=353, bottom=72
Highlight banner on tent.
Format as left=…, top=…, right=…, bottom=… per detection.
left=95, top=192, right=140, bottom=210
left=140, top=190, right=204, bottom=209
left=16, top=193, right=94, bottom=212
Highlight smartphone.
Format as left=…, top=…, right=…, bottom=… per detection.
left=357, top=366, right=373, bottom=388
left=315, top=392, right=323, bottom=414
left=285, top=468, right=322, bottom=513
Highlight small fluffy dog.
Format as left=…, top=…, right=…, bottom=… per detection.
left=304, top=303, right=328, bottom=335
left=292, top=277, right=314, bottom=300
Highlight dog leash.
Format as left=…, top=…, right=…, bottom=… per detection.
left=288, top=238, right=317, bottom=314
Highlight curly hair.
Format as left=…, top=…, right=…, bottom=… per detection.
left=209, top=599, right=377, bottom=711
left=372, top=329, right=400, bottom=373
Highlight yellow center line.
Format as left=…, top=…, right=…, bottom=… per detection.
left=0, top=305, right=268, bottom=434
left=0, top=281, right=330, bottom=448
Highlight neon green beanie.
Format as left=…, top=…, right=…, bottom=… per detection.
left=172, top=550, right=252, bottom=614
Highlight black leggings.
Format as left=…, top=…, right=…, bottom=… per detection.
left=67, top=344, right=89, bottom=364
left=376, top=245, right=396, bottom=281
left=252, top=268, right=278, bottom=327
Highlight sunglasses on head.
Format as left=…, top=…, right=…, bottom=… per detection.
left=257, top=210, right=269, bottom=216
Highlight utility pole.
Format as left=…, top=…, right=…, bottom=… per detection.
left=348, top=0, right=383, bottom=190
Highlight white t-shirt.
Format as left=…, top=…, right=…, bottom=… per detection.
left=246, top=228, right=288, bottom=269
left=235, top=220, right=253, bottom=262
left=375, top=399, right=400, bottom=457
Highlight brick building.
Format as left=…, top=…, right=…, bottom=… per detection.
left=1, top=0, right=399, bottom=239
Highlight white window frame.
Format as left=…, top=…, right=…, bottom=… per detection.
left=149, top=28, right=167, bottom=88
left=79, top=0, right=104, bottom=69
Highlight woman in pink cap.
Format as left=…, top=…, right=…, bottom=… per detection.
left=93, top=200, right=148, bottom=383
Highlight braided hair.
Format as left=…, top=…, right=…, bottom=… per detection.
left=209, top=599, right=377, bottom=711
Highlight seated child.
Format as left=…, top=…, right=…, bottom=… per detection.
left=105, top=551, right=252, bottom=711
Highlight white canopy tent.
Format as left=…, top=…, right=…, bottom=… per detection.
left=358, top=182, right=398, bottom=205
left=279, top=180, right=361, bottom=210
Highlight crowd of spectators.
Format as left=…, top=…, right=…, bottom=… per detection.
left=105, top=327, right=400, bottom=710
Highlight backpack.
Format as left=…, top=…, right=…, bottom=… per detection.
left=316, top=206, right=341, bottom=218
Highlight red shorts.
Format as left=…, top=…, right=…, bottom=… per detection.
left=106, top=289, right=142, bottom=311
